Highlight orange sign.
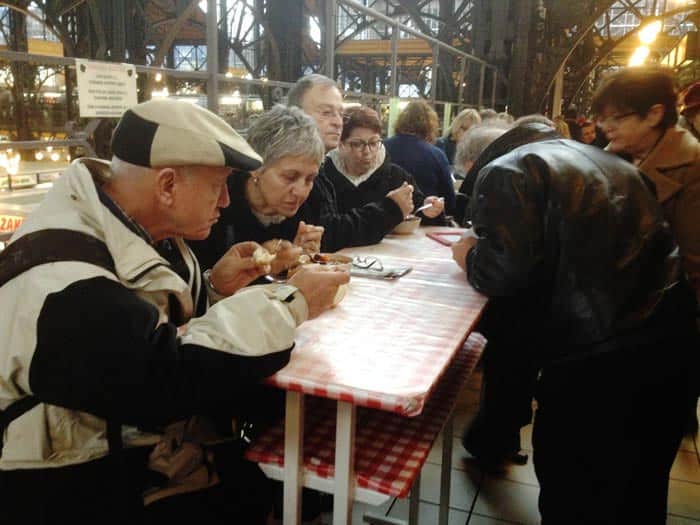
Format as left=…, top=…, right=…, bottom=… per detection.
left=0, top=215, right=24, bottom=234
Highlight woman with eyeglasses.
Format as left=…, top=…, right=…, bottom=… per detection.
left=383, top=100, right=457, bottom=215
left=324, top=105, right=446, bottom=223
left=593, top=67, right=700, bottom=438
left=592, top=67, right=700, bottom=309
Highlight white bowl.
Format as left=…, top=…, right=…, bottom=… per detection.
left=393, top=216, right=422, bottom=234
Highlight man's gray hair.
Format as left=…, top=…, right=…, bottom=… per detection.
left=286, top=74, right=339, bottom=108
left=246, top=104, right=325, bottom=167
left=455, top=121, right=511, bottom=170
left=514, top=114, right=554, bottom=128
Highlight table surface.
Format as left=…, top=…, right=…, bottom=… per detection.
left=266, top=227, right=488, bottom=416
left=247, top=333, right=486, bottom=499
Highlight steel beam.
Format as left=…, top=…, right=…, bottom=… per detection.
left=390, top=25, right=399, bottom=97
left=206, top=0, right=218, bottom=113
left=477, top=63, right=485, bottom=108
left=324, top=0, right=337, bottom=79
left=339, top=0, right=492, bottom=68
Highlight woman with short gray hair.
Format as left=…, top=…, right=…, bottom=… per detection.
left=454, top=121, right=511, bottom=175
left=188, top=104, right=327, bottom=272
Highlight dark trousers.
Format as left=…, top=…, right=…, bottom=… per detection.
left=0, top=441, right=274, bottom=525
left=463, top=297, right=542, bottom=458
left=463, top=339, right=538, bottom=457
left=0, top=385, right=288, bottom=525
left=533, top=323, right=697, bottom=524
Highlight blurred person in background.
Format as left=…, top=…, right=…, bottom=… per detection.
left=497, top=111, right=514, bottom=124
left=436, top=108, right=481, bottom=164
left=453, top=119, right=511, bottom=225
left=384, top=99, right=456, bottom=215
left=679, top=81, right=700, bottom=140
left=479, top=108, right=498, bottom=122
left=324, top=105, right=446, bottom=224
left=571, top=119, right=596, bottom=145
left=512, top=114, right=554, bottom=128
left=552, top=115, right=571, bottom=138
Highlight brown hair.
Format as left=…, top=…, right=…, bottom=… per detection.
left=591, top=66, right=678, bottom=129
left=394, top=100, right=440, bottom=143
left=341, top=105, right=382, bottom=141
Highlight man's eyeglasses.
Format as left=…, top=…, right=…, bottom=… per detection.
left=595, top=112, right=637, bottom=128
left=345, top=139, right=382, bottom=152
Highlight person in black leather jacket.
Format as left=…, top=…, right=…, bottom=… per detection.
left=457, top=124, right=558, bottom=470
left=452, top=131, right=698, bottom=524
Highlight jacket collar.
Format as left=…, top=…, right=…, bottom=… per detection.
left=30, top=159, right=195, bottom=320
left=639, top=127, right=697, bottom=203
left=326, top=145, right=386, bottom=187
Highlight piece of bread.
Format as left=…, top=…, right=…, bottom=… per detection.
left=253, top=246, right=277, bottom=267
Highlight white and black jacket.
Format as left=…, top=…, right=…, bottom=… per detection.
left=0, top=158, right=306, bottom=471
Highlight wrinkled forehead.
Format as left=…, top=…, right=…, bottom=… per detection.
left=303, top=84, right=343, bottom=109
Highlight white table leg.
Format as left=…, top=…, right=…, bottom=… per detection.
left=439, top=415, right=454, bottom=525
left=333, top=400, right=357, bottom=525
left=284, top=391, right=304, bottom=525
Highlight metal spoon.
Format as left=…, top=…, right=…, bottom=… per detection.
left=412, top=202, right=435, bottom=215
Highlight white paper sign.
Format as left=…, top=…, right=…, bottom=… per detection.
left=75, top=59, right=137, bottom=118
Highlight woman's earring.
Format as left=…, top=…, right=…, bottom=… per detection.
left=253, top=176, right=259, bottom=184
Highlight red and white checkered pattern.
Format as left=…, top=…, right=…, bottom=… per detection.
left=246, top=332, right=485, bottom=498
left=267, top=228, right=487, bottom=417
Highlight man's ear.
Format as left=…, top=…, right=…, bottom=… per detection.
left=153, top=167, right=177, bottom=207
left=646, top=104, right=665, bottom=128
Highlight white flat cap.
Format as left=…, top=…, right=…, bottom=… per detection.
left=111, top=99, right=262, bottom=171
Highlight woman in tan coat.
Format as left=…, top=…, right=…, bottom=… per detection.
left=592, top=67, right=700, bottom=305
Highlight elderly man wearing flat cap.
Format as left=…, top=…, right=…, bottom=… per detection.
left=0, top=99, right=348, bottom=525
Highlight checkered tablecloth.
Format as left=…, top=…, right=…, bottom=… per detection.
left=246, top=332, right=486, bottom=498
left=266, top=228, right=487, bottom=417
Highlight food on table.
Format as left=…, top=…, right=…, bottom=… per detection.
left=253, top=246, right=277, bottom=267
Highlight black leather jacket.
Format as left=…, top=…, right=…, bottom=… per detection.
left=467, top=138, right=684, bottom=357
left=456, top=123, right=560, bottom=225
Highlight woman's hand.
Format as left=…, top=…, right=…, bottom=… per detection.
left=210, top=241, right=267, bottom=296
left=294, top=221, right=325, bottom=254
left=451, top=236, right=477, bottom=272
left=386, top=182, right=414, bottom=217
left=262, top=239, right=303, bottom=275
left=422, top=196, right=445, bottom=218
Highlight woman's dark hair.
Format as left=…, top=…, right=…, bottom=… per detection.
left=591, top=66, right=678, bottom=129
left=341, top=105, right=382, bottom=141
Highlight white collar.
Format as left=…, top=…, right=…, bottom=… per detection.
left=327, top=145, right=386, bottom=187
